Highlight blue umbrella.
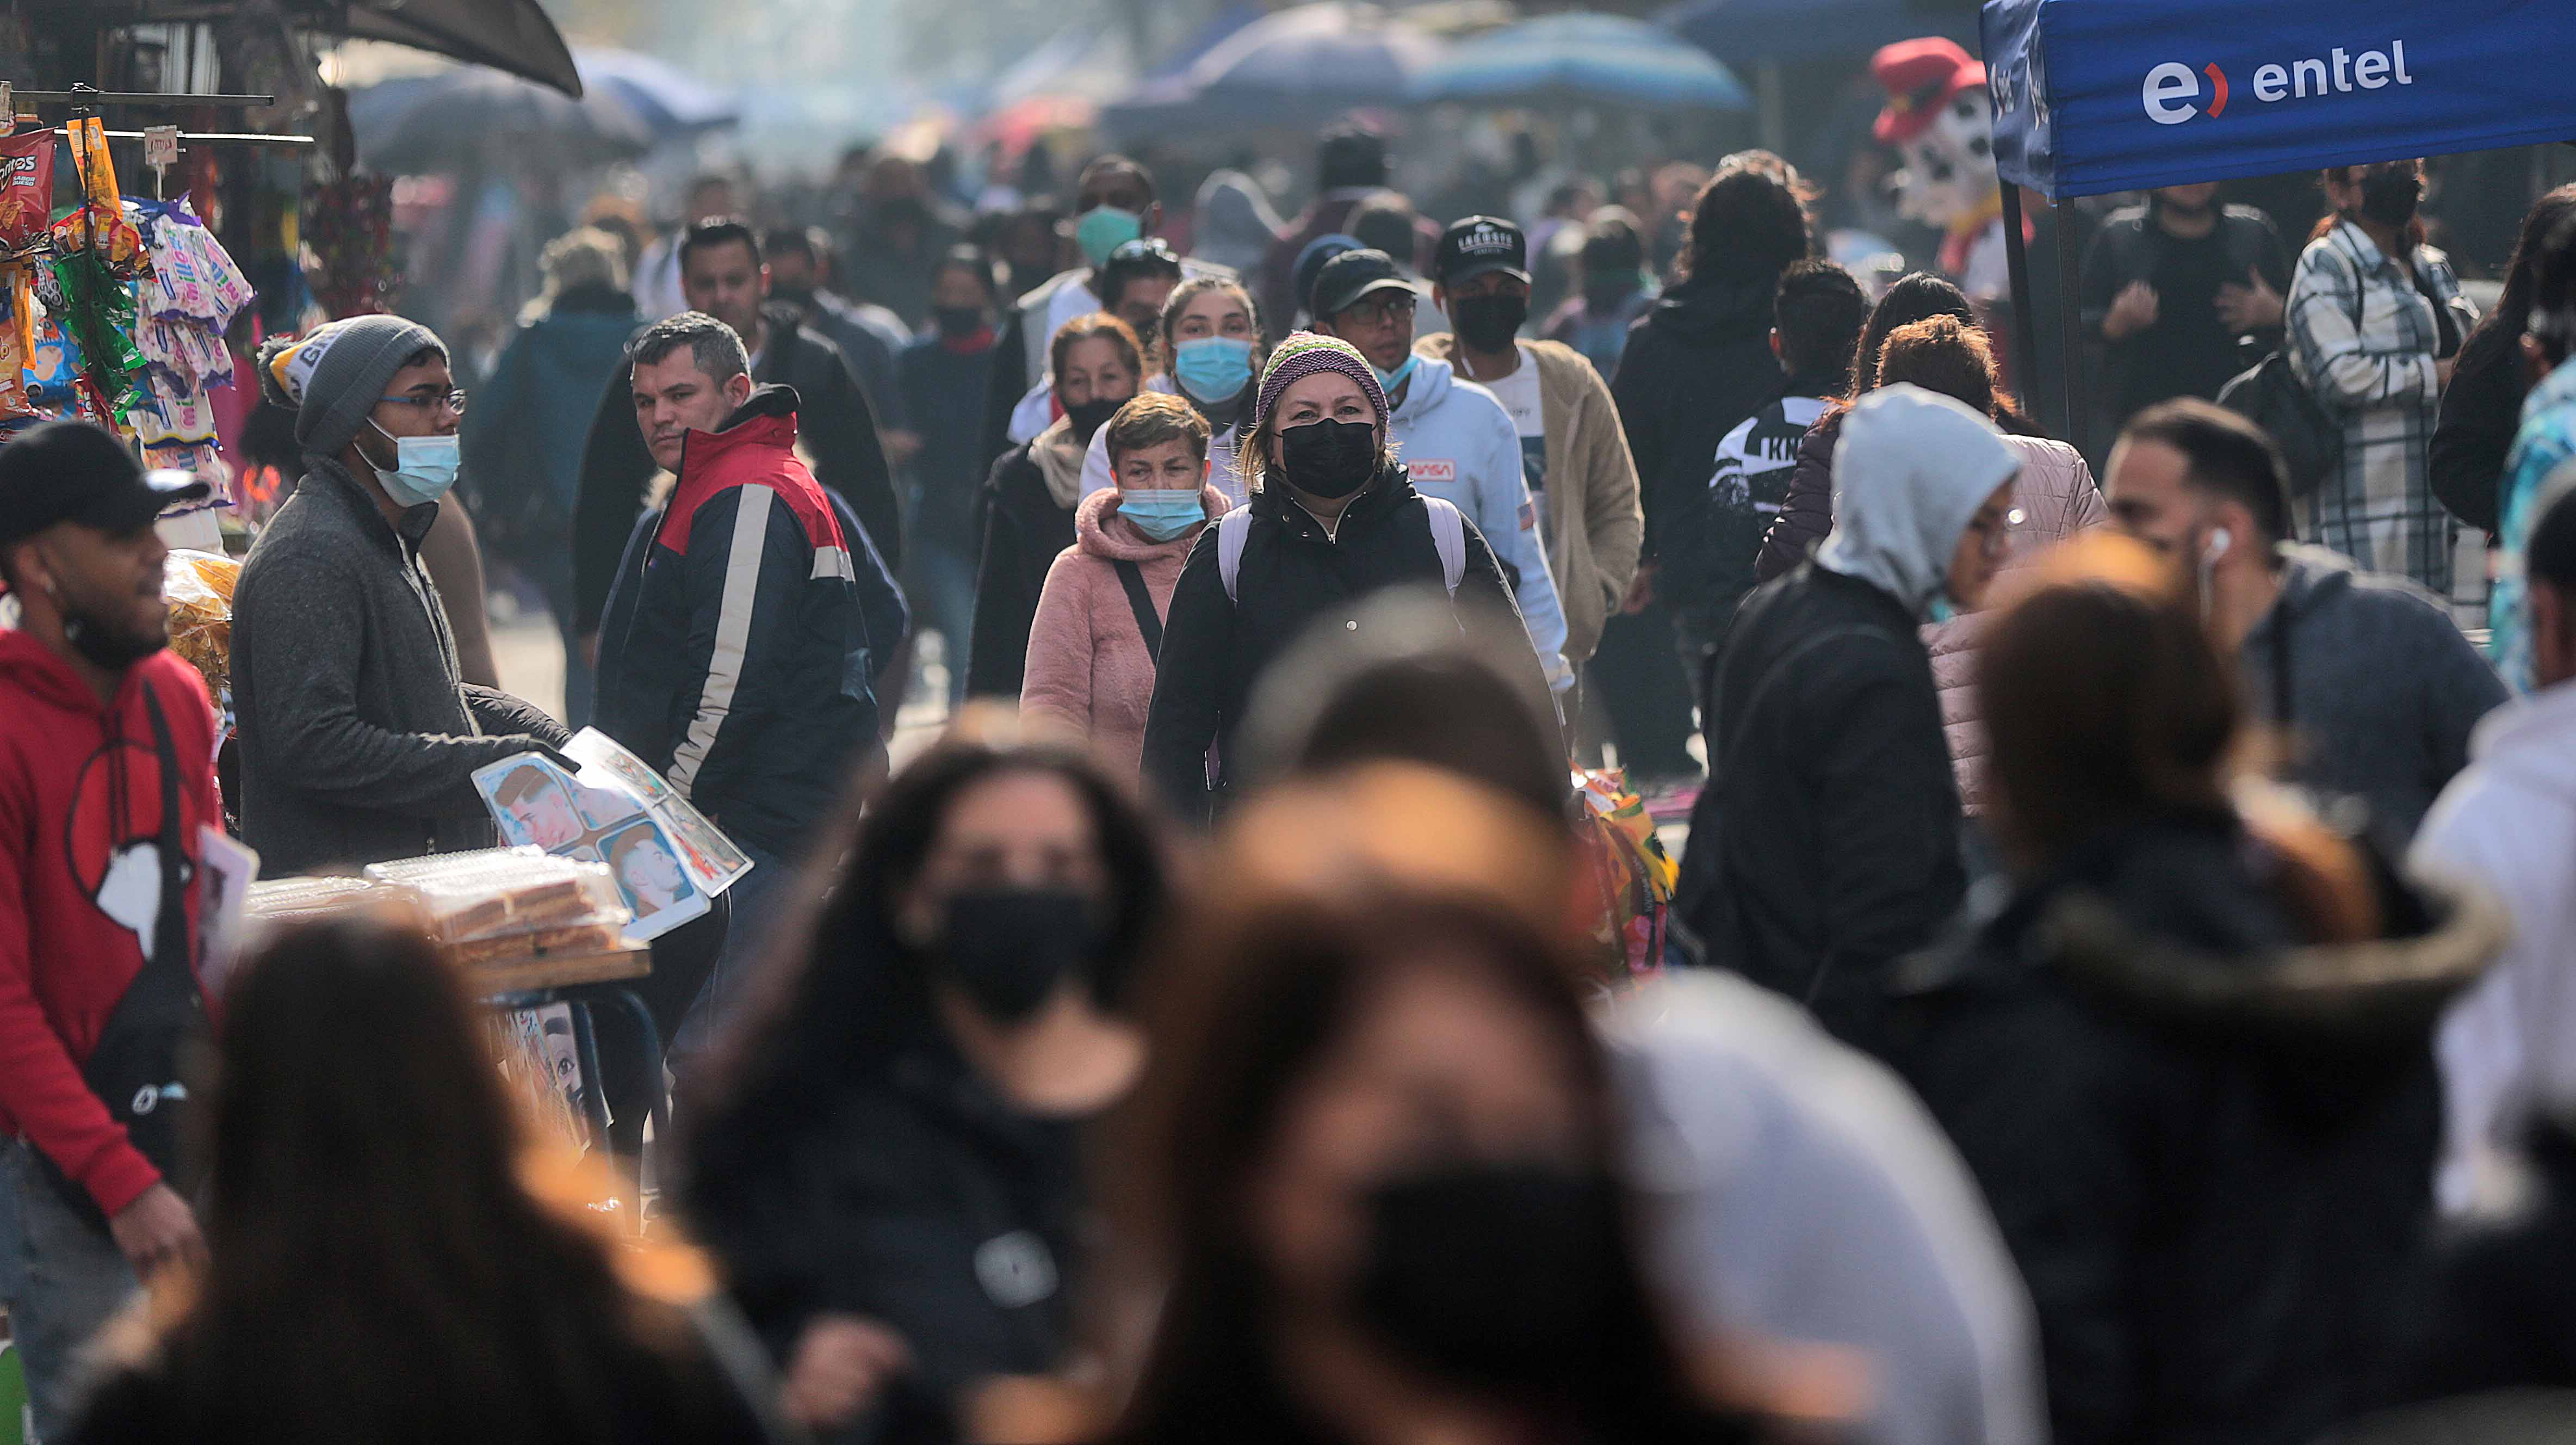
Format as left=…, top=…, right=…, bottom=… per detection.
left=1408, top=12, right=1750, bottom=110
left=1105, top=2, right=1444, bottom=134
left=572, top=47, right=740, bottom=138
left=1658, top=0, right=1973, bottom=67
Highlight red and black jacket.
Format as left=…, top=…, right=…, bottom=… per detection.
left=593, top=385, right=882, bottom=859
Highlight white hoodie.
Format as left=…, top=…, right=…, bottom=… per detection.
left=2414, top=679, right=2576, bottom=1214
left=1387, top=356, right=1575, bottom=693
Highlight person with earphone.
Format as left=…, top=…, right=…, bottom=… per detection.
left=2104, top=398, right=2503, bottom=841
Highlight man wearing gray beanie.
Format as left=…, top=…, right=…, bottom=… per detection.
left=232, top=316, right=573, bottom=873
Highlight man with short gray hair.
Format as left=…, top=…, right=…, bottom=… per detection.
left=593, top=311, right=885, bottom=1056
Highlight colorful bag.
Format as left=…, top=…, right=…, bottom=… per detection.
left=1574, top=768, right=1677, bottom=985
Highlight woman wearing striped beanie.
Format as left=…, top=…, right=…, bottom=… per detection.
left=1140, top=332, right=1555, bottom=822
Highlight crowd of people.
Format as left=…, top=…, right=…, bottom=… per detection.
left=8, top=97, right=2576, bottom=1445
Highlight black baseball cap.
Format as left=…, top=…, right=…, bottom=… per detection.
left=0, top=421, right=207, bottom=551
left=1312, top=248, right=1418, bottom=320
left=1434, top=215, right=1531, bottom=287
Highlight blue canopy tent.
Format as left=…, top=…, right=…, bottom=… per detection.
left=1978, top=0, right=2576, bottom=433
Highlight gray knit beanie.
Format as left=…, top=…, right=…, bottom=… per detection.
left=255, top=314, right=449, bottom=460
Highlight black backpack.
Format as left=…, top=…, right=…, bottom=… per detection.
left=2219, top=347, right=2343, bottom=499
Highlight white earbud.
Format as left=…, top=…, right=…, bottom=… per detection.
left=2202, top=527, right=2233, bottom=564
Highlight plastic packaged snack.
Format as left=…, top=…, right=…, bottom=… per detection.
left=163, top=549, right=239, bottom=703
left=243, top=874, right=415, bottom=924
left=372, top=851, right=630, bottom=944
left=0, top=132, right=53, bottom=252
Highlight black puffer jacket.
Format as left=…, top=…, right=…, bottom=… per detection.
left=1141, top=464, right=1535, bottom=822
left=1676, top=561, right=1962, bottom=1047
left=963, top=438, right=1077, bottom=700
left=1887, top=815, right=2504, bottom=1445
left=691, top=1043, right=1083, bottom=1445
left=1611, top=270, right=1784, bottom=591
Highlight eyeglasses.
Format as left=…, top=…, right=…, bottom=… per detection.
left=1341, top=293, right=1417, bottom=327
left=379, top=388, right=469, bottom=416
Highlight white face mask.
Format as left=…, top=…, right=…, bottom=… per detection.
left=368, top=421, right=462, bottom=507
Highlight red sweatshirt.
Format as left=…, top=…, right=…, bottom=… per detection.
left=0, top=630, right=221, bottom=1216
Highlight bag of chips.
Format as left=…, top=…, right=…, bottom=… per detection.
left=164, top=549, right=240, bottom=705
left=0, top=132, right=51, bottom=252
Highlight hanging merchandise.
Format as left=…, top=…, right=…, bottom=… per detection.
left=0, top=129, right=52, bottom=419
left=126, top=198, right=257, bottom=508
left=304, top=173, right=398, bottom=317
left=45, top=117, right=153, bottom=421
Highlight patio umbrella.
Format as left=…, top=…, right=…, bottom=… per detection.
left=1106, top=2, right=1445, bottom=134
left=573, top=48, right=741, bottom=139
left=1656, top=0, right=1973, bottom=67
left=1408, top=12, right=1751, bottom=111
left=347, top=69, right=657, bottom=173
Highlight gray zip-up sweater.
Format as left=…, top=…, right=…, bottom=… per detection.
left=2240, top=543, right=2506, bottom=841
left=233, top=461, right=568, bottom=875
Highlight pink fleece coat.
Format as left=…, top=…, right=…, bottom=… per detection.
left=1023, top=483, right=1233, bottom=776
left=1924, top=436, right=2107, bottom=813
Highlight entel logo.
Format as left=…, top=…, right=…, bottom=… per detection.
left=2144, top=41, right=2414, bottom=125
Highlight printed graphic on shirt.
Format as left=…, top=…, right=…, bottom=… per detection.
left=1481, top=355, right=1549, bottom=540
left=1409, top=459, right=1458, bottom=484
left=1712, top=395, right=1830, bottom=519
left=67, top=731, right=204, bottom=961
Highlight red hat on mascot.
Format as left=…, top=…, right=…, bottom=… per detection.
left=1871, top=38, right=1987, bottom=145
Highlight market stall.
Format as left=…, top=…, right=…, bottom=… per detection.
left=1978, top=0, right=2576, bottom=429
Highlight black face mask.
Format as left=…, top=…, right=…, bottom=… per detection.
left=770, top=285, right=817, bottom=313
left=2358, top=168, right=2423, bottom=229
left=1063, top=396, right=1123, bottom=442
left=1451, top=293, right=1529, bottom=353
left=934, top=306, right=988, bottom=338
left=1278, top=417, right=1379, bottom=499
left=938, top=888, right=1100, bottom=1025
left=1357, top=1160, right=1631, bottom=1395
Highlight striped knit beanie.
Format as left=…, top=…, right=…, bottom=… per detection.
left=1251, top=332, right=1389, bottom=441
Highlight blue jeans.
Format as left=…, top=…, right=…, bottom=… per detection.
left=906, top=539, right=977, bottom=707
left=670, top=841, right=791, bottom=1080
left=0, top=1143, right=139, bottom=1442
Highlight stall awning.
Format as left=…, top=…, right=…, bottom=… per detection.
left=1984, top=0, right=2576, bottom=200
left=336, top=0, right=581, bottom=97
left=60, top=0, right=583, bottom=97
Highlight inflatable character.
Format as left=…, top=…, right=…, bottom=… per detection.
left=1873, top=38, right=2012, bottom=303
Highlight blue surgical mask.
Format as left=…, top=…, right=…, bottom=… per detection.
left=1372, top=354, right=1420, bottom=394
left=369, top=422, right=461, bottom=507
left=1172, top=336, right=1254, bottom=405
left=1118, top=489, right=1206, bottom=542
left=1074, top=205, right=1145, bottom=268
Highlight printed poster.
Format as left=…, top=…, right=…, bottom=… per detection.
left=470, top=728, right=752, bottom=943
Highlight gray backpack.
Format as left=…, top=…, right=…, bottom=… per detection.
left=1216, top=496, right=1467, bottom=601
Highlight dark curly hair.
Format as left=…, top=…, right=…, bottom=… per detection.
left=1678, top=152, right=1813, bottom=283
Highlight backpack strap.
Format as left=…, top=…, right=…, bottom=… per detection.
left=1112, top=559, right=1164, bottom=664
left=1217, top=507, right=1252, bottom=603
left=1423, top=496, right=1466, bottom=595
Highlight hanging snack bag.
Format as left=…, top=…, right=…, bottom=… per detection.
left=0, top=131, right=51, bottom=250
left=0, top=129, right=53, bottom=416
